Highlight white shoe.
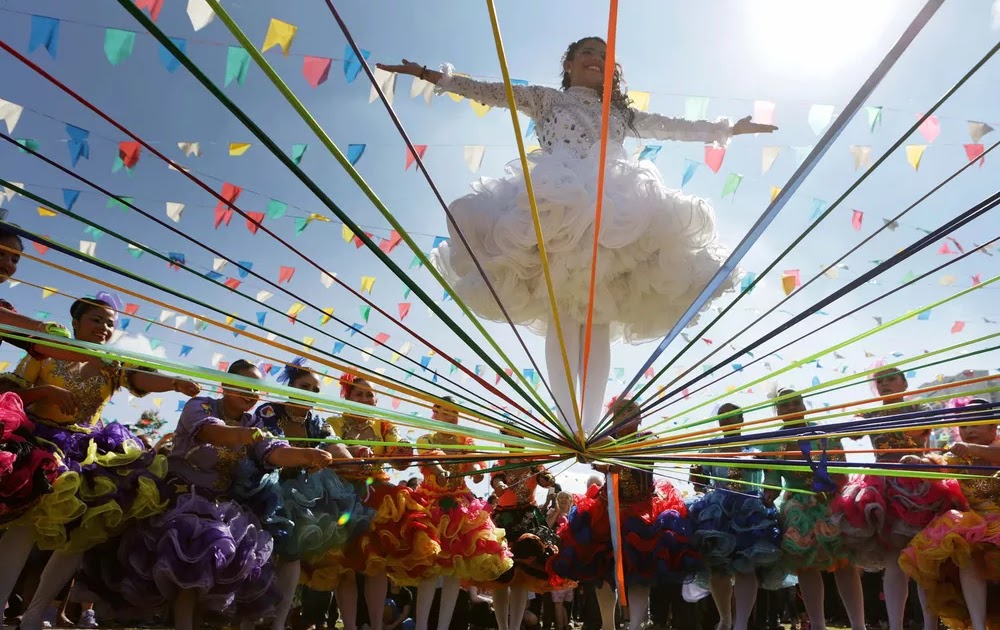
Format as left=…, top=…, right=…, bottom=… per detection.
left=78, top=609, right=99, bottom=628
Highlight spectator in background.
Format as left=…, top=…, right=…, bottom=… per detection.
left=385, top=582, right=415, bottom=630
left=406, top=476, right=420, bottom=491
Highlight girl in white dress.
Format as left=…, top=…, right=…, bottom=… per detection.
left=379, top=37, right=774, bottom=435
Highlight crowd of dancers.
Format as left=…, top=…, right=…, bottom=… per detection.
left=0, top=225, right=996, bottom=630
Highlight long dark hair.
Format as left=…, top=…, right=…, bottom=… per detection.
left=560, top=37, right=637, bottom=134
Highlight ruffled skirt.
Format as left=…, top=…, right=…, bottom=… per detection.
left=430, top=146, right=739, bottom=343
left=0, top=393, right=59, bottom=525
left=9, top=419, right=168, bottom=552
left=415, top=476, right=512, bottom=582
left=831, top=473, right=966, bottom=568
left=484, top=504, right=571, bottom=593
left=777, top=492, right=850, bottom=572
left=689, top=490, right=783, bottom=577
left=900, top=509, right=1000, bottom=630
left=80, top=491, right=278, bottom=620
left=553, top=482, right=699, bottom=588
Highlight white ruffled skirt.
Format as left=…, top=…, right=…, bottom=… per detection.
left=430, top=145, right=739, bottom=343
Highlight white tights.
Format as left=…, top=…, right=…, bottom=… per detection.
left=416, top=576, right=460, bottom=630
left=883, top=551, right=937, bottom=630
left=709, top=572, right=759, bottom=630
left=493, top=585, right=529, bottom=630
left=545, top=320, right=611, bottom=437
left=335, top=571, right=388, bottom=630
left=0, top=527, right=85, bottom=630
left=595, top=582, right=649, bottom=630
left=797, top=566, right=866, bottom=630
left=958, top=564, right=988, bottom=630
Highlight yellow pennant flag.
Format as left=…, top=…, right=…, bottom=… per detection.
left=360, top=276, right=376, bottom=294
left=390, top=352, right=400, bottom=364
left=770, top=186, right=781, bottom=203
left=525, top=145, right=540, bottom=154
left=229, top=143, right=251, bottom=156
left=153, top=397, right=163, bottom=408
left=0, top=362, right=9, bottom=372
left=447, top=75, right=469, bottom=102
left=939, top=275, right=957, bottom=286
left=287, top=302, right=305, bottom=319
left=38, top=206, right=57, bottom=217
left=322, top=375, right=334, bottom=386
left=307, top=213, right=331, bottom=223
left=320, top=307, right=335, bottom=325
left=341, top=223, right=354, bottom=243
left=42, top=287, right=57, bottom=299
left=225, top=315, right=236, bottom=326
left=262, top=18, right=298, bottom=55
left=628, top=90, right=651, bottom=112
left=303, top=336, right=315, bottom=347
left=469, top=100, right=491, bottom=117
left=906, top=144, right=927, bottom=171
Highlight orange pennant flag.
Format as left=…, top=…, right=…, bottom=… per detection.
left=405, top=145, right=428, bottom=171
left=279, top=266, right=295, bottom=284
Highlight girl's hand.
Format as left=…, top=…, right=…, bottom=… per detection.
left=352, top=445, right=374, bottom=459
left=733, top=115, right=778, bottom=136
left=949, top=442, right=972, bottom=459
left=172, top=378, right=201, bottom=397
left=302, top=448, right=334, bottom=472
left=375, top=59, right=423, bottom=76
left=899, top=454, right=924, bottom=465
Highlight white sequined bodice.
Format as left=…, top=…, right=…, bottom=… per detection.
left=437, top=67, right=732, bottom=160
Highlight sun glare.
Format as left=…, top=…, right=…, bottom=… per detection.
left=748, top=0, right=901, bottom=78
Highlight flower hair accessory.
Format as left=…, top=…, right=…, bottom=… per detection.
left=340, top=372, right=361, bottom=399
left=94, top=291, right=125, bottom=322
left=277, top=357, right=308, bottom=385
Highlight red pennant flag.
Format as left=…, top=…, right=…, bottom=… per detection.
left=302, top=56, right=332, bottom=88
left=951, top=321, right=965, bottom=334
left=398, top=302, right=411, bottom=320
left=851, top=209, right=864, bottom=231
left=379, top=230, right=403, bottom=254
left=938, top=242, right=953, bottom=255
left=374, top=332, right=390, bottom=345
left=972, top=274, right=982, bottom=286
left=32, top=240, right=49, bottom=256
left=124, top=303, right=139, bottom=316
left=964, top=143, right=985, bottom=167
left=353, top=231, right=374, bottom=249
left=704, top=146, right=726, bottom=173
left=278, top=266, right=295, bottom=284
left=214, top=183, right=242, bottom=229
left=135, top=0, right=164, bottom=21
left=118, top=141, right=142, bottom=168
left=260, top=363, right=273, bottom=374
left=218, top=361, right=230, bottom=372
left=245, top=211, right=265, bottom=234
left=405, top=145, right=428, bottom=171
left=224, top=278, right=241, bottom=289
left=702, top=338, right=714, bottom=345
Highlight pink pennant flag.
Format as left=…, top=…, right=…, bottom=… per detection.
left=495, top=373, right=502, bottom=385
left=118, top=141, right=141, bottom=168
left=753, top=100, right=776, bottom=126
left=964, top=143, right=985, bottom=167
left=972, top=273, right=982, bottom=286
left=916, top=114, right=940, bottom=143
left=245, top=211, right=265, bottom=234
left=398, top=302, right=411, bottom=320
left=644, top=367, right=654, bottom=379
left=851, top=209, right=863, bottom=231
left=278, top=266, right=295, bottom=284
left=947, top=237, right=965, bottom=253
left=702, top=338, right=714, bottom=345
left=302, top=56, right=332, bottom=88
left=938, top=242, right=954, bottom=255
left=354, top=231, right=374, bottom=249
left=135, top=0, right=164, bottom=21
left=392, top=398, right=401, bottom=410
left=379, top=230, right=403, bottom=254
left=31, top=240, right=50, bottom=256
left=374, top=332, right=390, bottom=345
left=704, top=146, right=726, bottom=173
left=405, top=145, right=428, bottom=170
left=951, top=321, right=965, bottom=334
left=214, top=183, right=241, bottom=229
left=124, top=303, right=139, bottom=316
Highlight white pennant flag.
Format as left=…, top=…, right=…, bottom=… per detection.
left=0, top=99, right=24, bottom=134
left=256, top=290, right=273, bottom=302
left=7, top=281, right=19, bottom=288
left=177, top=142, right=201, bottom=157
left=210, top=352, right=223, bottom=367
left=369, top=68, right=397, bottom=106
left=320, top=271, right=336, bottom=288
left=266, top=332, right=277, bottom=342
left=168, top=163, right=190, bottom=174
left=968, top=121, right=995, bottom=143
left=399, top=341, right=412, bottom=355
left=213, top=258, right=228, bottom=272
left=761, top=146, right=781, bottom=174
left=166, top=202, right=184, bottom=223
left=187, top=0, right=216, bottom=31
left=361, top=347, right=373, bottom=363
left=175, top=315, right=188, bottom=328
left=2, top=183, right=23, bottom=204
left=807, top=104, right=835, bottom=135
left=464, top=145, right=486, bottom=172
left=849, top=146, right=872, bottom=171
left=159, top=310, right=175, bottom=323
left=79, top=241, right=96, bottom=256
left=410, top=76, right=434, bottom=105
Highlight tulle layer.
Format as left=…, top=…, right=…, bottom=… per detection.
left=553, top=481, right=699, bottom=588
left=689, top=490, right=783, bottom=577
left=429, top=147, right=739, bottom=343
left=280, top=468, right=373, bottom=560
left=0, top=393, right=59, bottom=524
left=416, top=476, right=512, bottom=582
left=899, top=509, right=1000, bottom=630
left=343, top=482, right=440, bottom=585
left=777, top=493, right=849, bottom=572
left=9, top=420, right=168, bottom=552
left=80, top=492, right=278, bottom=620
left=831, top=474, right=966, bottom=568
left=483, top=504, right=571, bottom=594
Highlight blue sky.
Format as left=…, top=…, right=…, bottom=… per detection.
left=0, top=0, right=998, bottom=491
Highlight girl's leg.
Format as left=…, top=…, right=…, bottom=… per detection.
left=626, top=584, right=650, bottom=630
left=546, top=319, right=582, bottom=436
left=508, top=587, right=530, bottom=630
left=271, top=559, right=301, bottom=630
left=494, top=586, right=511, bottom=630
left=916, top=584, right=938, bottom=630
left=20, top=551, right=83, bottom=630
left=958, top=565, right=987, bottom=630
left=415, top=577, right=437, bottom=630
left=733, top=571, right=758, bottom=630
left=336, top=571, right=359, bottom=630
left=882, top=552, right=908, bottom=630
left=580, top=324, right=611, bottom=434
left=0, top=527, right=37, bottom=620
left=832, top=565, right=865, bottom=630
left=553, top=597, right=567, bottom=630
left=797, top=569, right=826, bottom=630
left=594, top=583, right=618, bottom=630
left=365, top=573, right=389, bottom=630
left=172, top=589, right=198, bottom=630
left=436, top=576, right=461, bottom=630
left=709, top=573, right=734, bottom=630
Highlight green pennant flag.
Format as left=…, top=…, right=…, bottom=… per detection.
left=721, top=173, right=742, bottom=198
left=294, top=217, right=309, bottom=235
left=360, top=305, right=371, bottom=322
left=865, top=106, right=882, bottom=133
left=104, top=28, right=136, bottom=66
left=291, top=143, right=308, bottom=165
left=265, top=199, right=287, bottom=219
left=16, top=138, right=40, bottom=153
left=225, top=46, right=251, bottom=87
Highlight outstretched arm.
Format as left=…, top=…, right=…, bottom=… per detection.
left=376, top=59, right=548, bottom=117
left=630, top=112, right=776, bottom=145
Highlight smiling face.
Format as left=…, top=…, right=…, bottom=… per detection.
left=0, top=235, right=22, bottom=282
left=432, top=403, right=459, bottom=425
left=223, top=366, right=263, bottom=413
left=73, top=303, right=115, bottom=344
left=564, top=38, right=606, bottom=90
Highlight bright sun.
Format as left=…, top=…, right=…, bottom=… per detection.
left=747, top=0, right=902, bottom=78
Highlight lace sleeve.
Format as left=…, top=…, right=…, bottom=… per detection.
left=435, top=64, right=549, bottom=118
left=630, top=110, right=732, bottom=146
